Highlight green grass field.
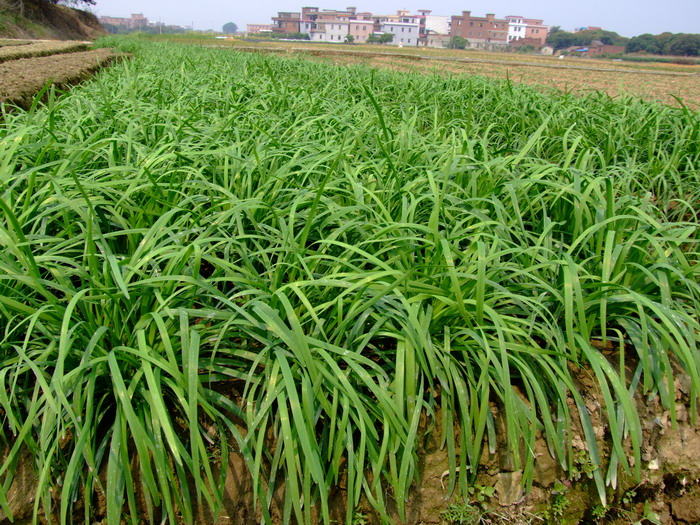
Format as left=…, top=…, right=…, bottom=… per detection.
left=0, top=38, right=699, bottom=524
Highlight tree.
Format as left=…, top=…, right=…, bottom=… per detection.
left=447, top=35, right=467, bottom=50
left=626, top=33, right=661, bottom=54
left=378, top=32, right=394, bottom=44
left=547, top=30, right=576, bottom=50
left=222, top=22, right=237, bottom=34
left=664, top=34, right=700, bottom=56
left=344, top=34, right=354, bottom=44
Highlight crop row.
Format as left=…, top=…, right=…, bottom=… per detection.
left=0, top=38, right=698, bottom=523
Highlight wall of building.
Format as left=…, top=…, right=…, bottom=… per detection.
left=505, top=16, right=526, bottom=42
left=420, top=34, right=450, bottom=48
left=450, top=11, right=508, bottom=42
left=348, top=20, right=373, bottom=42
left=524, top=19, right=547, bottom=45
left=247, top=24, right=273, bottom=33
left=381, top=22, right=419, bottom=46
left=424, top=15, right=449, bottom=35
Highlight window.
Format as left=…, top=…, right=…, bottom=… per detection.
left=356, top=25, right=359, bottom=30
left=401, top=27, right=404, bottom=32
left=469, top=31, right=472, bottom=36
left=479, top=22, right=483, bottom=27
left=477, top=31, right=481, bottom=37
left=407, top=38, right=410, bottom=43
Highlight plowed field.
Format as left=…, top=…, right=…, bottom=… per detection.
left=0, top=40, right=123, bottom=109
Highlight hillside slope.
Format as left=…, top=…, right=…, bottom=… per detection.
left=0, top=0, right=105, bottom=40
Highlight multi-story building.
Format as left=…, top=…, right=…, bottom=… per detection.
left=523, top=18, right=547, bottom=45
left=505, top=15, right=526, bottom=42
left=272, top=11, right=301, bottom=33
left=380, top=20, right=420, bottom=46
left=99, top=13, right=149, bottom=30
left=413, top=9, right=450, bottom=47
left=450, top=11, right=509, bottom=50
left=298, top=6, right=373, bottom=40
left=311, top=20, right=350, bottom=42
left=423, top=13, right=450, bottom=36
left=505, top=16, right=548, bottom=46
left=348, top=19, right=373, bottom=43
left=369, top=10, right=420, bottom=46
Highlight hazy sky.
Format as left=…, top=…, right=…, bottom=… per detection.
left=92, top=0, right=700, bottom=37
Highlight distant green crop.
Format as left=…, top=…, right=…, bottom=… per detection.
left=0, top=38, right=698, bottom=524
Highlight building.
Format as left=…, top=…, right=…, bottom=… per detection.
left=99, top=13, right=149, bottom=30
left=505, top=15, right=548, bottom=47
left=247, top=24, right=273, bottom=33
left=420, top=33, right=451, bottom=48
left=450, top=11, right=509, bottom=50
left=380, top=20, right=420, bottom=46
left=311, top=20, right=350, bottom=42
left=423, top=13, right=450, bottom=36
left=272, top=11, right=301, bottom=33
left=505, top=15, right=526, bottom=42
left=348, top=19, right=373, bottom=43
left=297, top=6, right=373, bottom=40
left=368, top=10, right=420, bottom=46
left=523, top=18, right=547, bottom=45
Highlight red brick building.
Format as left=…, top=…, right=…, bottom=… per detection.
left=523, top=18, right=547, bottom=45
left=450, top=11, right=508, bottom=43
left=271, top=12, right=301, bottom=33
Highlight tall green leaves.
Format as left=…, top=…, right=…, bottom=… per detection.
left=0, top=38, right=698, bottom=523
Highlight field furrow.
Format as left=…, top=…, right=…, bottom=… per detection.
left=0, top=40, right=88, bottom=63
left=0, top=48, right=123, bottom=108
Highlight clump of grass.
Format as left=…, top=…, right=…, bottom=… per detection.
left=0, top=38, right=699, bottom=524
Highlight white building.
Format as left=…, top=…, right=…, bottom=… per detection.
left=300, top=21, right=314, bottom=35
left=310, top=21, right=349, bottom=42
left=505, top=15, right=526, bottom=42
left=380, top=21, right=419, bottom=46
left=424, top=15, right=450, bottom=35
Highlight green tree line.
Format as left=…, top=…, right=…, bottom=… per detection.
left=547, top=26, right=700, bottom=56
left=626, top=32, right=700, bottom=56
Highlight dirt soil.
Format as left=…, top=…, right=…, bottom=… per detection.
left=0, top=47, right=123, bottom=109
left=0, top=40, right=88, bottom=62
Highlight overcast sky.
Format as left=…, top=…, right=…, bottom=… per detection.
left=92, top=0, right=700, bottom=37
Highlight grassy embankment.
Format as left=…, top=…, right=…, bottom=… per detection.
left=0, top=37, right=698, bottom=523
